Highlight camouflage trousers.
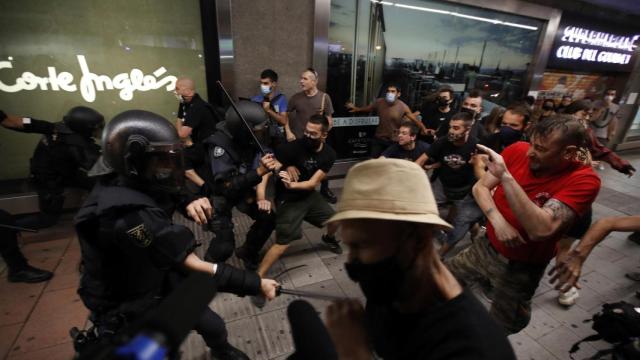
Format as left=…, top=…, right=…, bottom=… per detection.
left=445, top=236, right=547, bottom=334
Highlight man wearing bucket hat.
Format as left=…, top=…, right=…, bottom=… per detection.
left=324, top=158, right=515, bottom=359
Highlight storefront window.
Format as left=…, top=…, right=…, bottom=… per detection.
left=0, top=1, right=207, bottom=182
left=327, top=0, right=543, bottom=160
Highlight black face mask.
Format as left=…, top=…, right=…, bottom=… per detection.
left=460, top=107, right=477, bottom=118
left=302, top=135, right=321, bottom=152
left=498, top=126, right=522, bottom=147
left=345, top=256, right=405, bottom=306
left=437, top=97, right=450, bottom=107
left=542, top=104, right=554, bottom=111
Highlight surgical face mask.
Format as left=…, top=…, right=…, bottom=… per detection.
left=260, top=84, right=272, bottom=96
left=302, top=135, right=321, bottom=152
left=605, top=95, right=615, bottom=102
left=498, top=126, right=522, bottom=147
left=385, top=92, right=397, bottom=103
left=345, top=256, right=405, bottom=306
left=174, top=92, right=184, bottom=103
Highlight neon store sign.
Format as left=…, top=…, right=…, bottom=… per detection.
left=554, top=26, right=640, bottom=65
left=0, top=55, right=177, bottom=103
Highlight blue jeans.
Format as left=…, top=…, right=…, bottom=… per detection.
left=433, top=180, right=484, bottom=246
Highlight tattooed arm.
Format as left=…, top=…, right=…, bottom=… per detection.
left=501, top=171, right=577, bottom=241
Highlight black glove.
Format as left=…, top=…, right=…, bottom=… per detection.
left=213, top=263, right=261, bottom=297
left=623, top=164, right=636, bottom=176
left=0, top=110, right=6, bottom=122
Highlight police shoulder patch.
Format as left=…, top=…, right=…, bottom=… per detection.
left=126, top=223, right=153, bottom=248
left=213, top=146, right=225, bottom=157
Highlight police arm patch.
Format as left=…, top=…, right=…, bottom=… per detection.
left=213, top=146, right=225, bottom=157
left=126, top=223, right=153, bottom=248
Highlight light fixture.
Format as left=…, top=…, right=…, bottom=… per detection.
left=376, top=45, right=382, bottom=50
left=369, top=0, right=538, bottom=31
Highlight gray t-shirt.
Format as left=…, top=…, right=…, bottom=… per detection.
left=591, top=102, right=619, bottom=139
left=287, top=90, right=334, bottom=138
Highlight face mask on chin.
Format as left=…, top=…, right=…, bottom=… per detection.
left=174, top=93, right=185, bottom=103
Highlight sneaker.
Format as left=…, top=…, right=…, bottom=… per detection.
left=235, top=246, right=259, bottom=271
left=628, top=232, right=640, bottom=245
left=322, top=234, right=343, bottom=254
left=250, top=295, right=266, bottom=309
left=558, top=287, right=580, bottom=307
left=210, top=341, right=250, bottom=360
left=320, top=188, right=338, bottom=204
left=8, top=265, right=53, bottom=283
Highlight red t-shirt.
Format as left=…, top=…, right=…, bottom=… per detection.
left=487, top=142, right=601, bottom=263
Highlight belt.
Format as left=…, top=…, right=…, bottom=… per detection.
left=485, top=239, right=510, bottom=265
left=485, top=238, right=547, bottom=270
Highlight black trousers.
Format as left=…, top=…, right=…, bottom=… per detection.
left=206, top=196, right=276, bottom=262
left=0, top=210, right=28, bottom=271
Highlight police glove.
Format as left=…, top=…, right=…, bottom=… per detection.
left=213, top=263, right=261, bottom=297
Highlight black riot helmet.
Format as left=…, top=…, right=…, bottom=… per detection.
left=99, top=110, right=185, bottom=192
left=223, top=100, right=270, bottom=147
left=63, top=106, right=105, bottom=138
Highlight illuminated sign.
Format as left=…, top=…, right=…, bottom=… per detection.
left=548, top=16, right=640, bottom=73
left=0, top=55, right=177, bottom=102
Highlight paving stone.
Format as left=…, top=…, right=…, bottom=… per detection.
left=509, top=331, right=559, bottom=360
left=256, top=308, right=294, bottom=359
left=0, top=323, right=22, bottom=360
left=226, top=316, right=270, bottom=360
left=280, top=253, right=333, bottom=288
left=523, top=304, right=562, bottom=340
left=7, top=341, right=75, bottom=360
left=536, top=325, right=597, bottom=360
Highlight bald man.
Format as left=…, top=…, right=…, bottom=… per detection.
left=174, top=77, right=219, bottom=145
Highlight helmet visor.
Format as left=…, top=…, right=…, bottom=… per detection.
left=142, top=143, right=185, bottom=191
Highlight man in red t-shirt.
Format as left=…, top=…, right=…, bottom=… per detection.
left=446, top=115, right=601, bottom=334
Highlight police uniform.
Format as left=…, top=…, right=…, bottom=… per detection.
left=28, top=120, right=100, bottom=225
left=202, top=129, right=276, bottom=264
left=75, top=110, right=263, bottom=359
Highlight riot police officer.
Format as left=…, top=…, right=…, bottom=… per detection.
left=196, top=100, right=278, bottom=268
left=75, top=110, right=278, bottom=359
left=0, top=107, right=104, bottom=228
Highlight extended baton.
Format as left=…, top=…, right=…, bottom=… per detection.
left=276, top=285, right=346, bottom=301
left=216, top=80, right=268, bottom=155
left=0, top=223, right=38, bottom=233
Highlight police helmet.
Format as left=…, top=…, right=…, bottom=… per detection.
left=223, top=100, right=269, bottom=139
left=63, top=106, right=105, bottom=138
left=99, top=110, right=185, bottom=191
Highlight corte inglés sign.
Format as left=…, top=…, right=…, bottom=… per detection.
left=0, top=55, right=177, bottom=103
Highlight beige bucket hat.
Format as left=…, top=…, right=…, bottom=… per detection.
left=326, top=158, right=452, bottom=229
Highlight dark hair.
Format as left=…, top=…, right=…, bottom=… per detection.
left=467, top=89, right=482, bottom=100
left=387, top=83, right=402, bottom=93
left=505, top=104, right=531, bottom=126
left=562, top=95, right=573, bottom=100
left=308, top=114, right=329, bottom=132
left=437, top=86, right=454, bottom=98
left=450, top=111, right=474, bottom=127
left=260, top=69, right=278, bottom=82
left=399, top=120, right=419, bottom=136
left=530, top=114, right=586, bottom=148
left=524, top=96, right=535, bottom=106
left=563, top=99, right=592, bottom=115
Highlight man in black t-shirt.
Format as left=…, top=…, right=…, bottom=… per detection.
left=418, top=86, right=455, bottom=143
left=381, top=121, right=429, bottom=166
left=324, top=159, right=515, bottom=360
left=174, top=77, right=221, bottom=191
left=425, top=112, right=484, bottom=256
left=252, top=115, right=342, bottom=307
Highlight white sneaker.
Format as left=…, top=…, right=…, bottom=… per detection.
left=558, top=287, right=580, bottom=307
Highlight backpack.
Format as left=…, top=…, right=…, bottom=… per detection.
left=570, top=301, right=640, bottom=359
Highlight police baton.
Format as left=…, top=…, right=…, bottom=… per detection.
left=0, top=223, right=38, bottom=233
left=276, top=285, right=347, bottom=301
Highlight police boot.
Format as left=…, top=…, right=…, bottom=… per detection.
left=8, top=264, right=53, bottom=283
left=210, top=342, right=250, bottom=360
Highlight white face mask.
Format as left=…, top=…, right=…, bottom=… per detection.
left=260, top=84, right=272, bottom=96
left=385, top=92, right=397, bottom=103
left=174, top=92, right=184, bottom=103
left=605, top=95, right=615, bottom=102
